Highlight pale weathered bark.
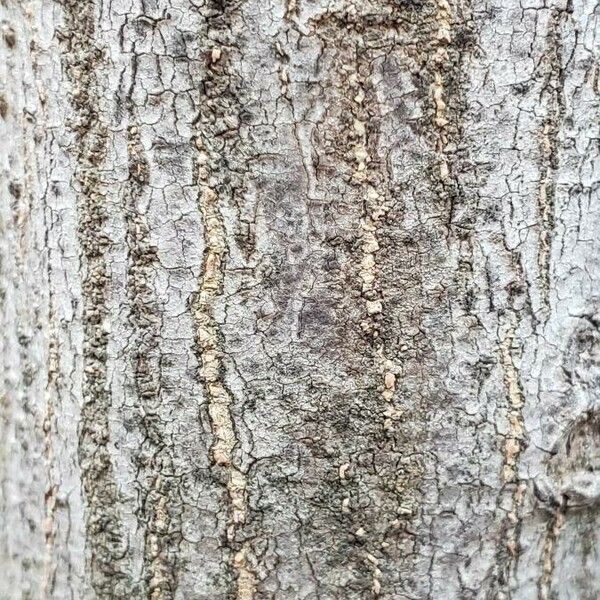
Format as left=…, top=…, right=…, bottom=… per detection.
left=1, top=0, right=599, bottom=598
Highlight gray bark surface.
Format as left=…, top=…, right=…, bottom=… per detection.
left=1, top=0, right=599, bottom=598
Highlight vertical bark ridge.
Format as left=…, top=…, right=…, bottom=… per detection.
left=194, top=186, right=255, bottom=600
left=404, top=0, right=484, bottom=594
left=42, top=331, right=59, bottom=597
left=536, top=5, right=569, bottom=318
left=496, top=310, right=528, bottom=593
left=308, top=7, right=426, bottom=595
left=124, top=121, right=181, bottom=598
left=110, top=1, right=230, bottom=595
left=347, top=28, right=399, bottom=598
left=431, top=0, right=458, bottom=185
left=118, top=12, right=188, bottom=592
left=538, top=506, right=565, bottom=600
left=487, top=248, right=534, bottom=599
left=193, top=3, right=256, bottom=597
left=58, top=0, right=133, bottom=595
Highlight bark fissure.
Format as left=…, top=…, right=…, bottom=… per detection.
left=536, top=5, right=569, bottom=317
left=192, top=4, right=256, bottom=596
left=124, top=120, right=181, bottom=599
left=194, top=186, right=255, bottom=598
left=58, top=0, right=133, bottom=595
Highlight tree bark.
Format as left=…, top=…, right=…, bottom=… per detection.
left=1, top=0, right=599, bottom=598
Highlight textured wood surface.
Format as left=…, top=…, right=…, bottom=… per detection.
left=1, top=0, right=599, bottom=597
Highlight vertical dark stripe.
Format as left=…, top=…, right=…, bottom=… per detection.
left=57, top=0, right=133, bottom=595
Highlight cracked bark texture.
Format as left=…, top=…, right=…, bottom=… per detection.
left=1, top=0, right=599, bottom=597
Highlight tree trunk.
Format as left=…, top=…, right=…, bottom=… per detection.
left=1, top=0, right=599, bottom=597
